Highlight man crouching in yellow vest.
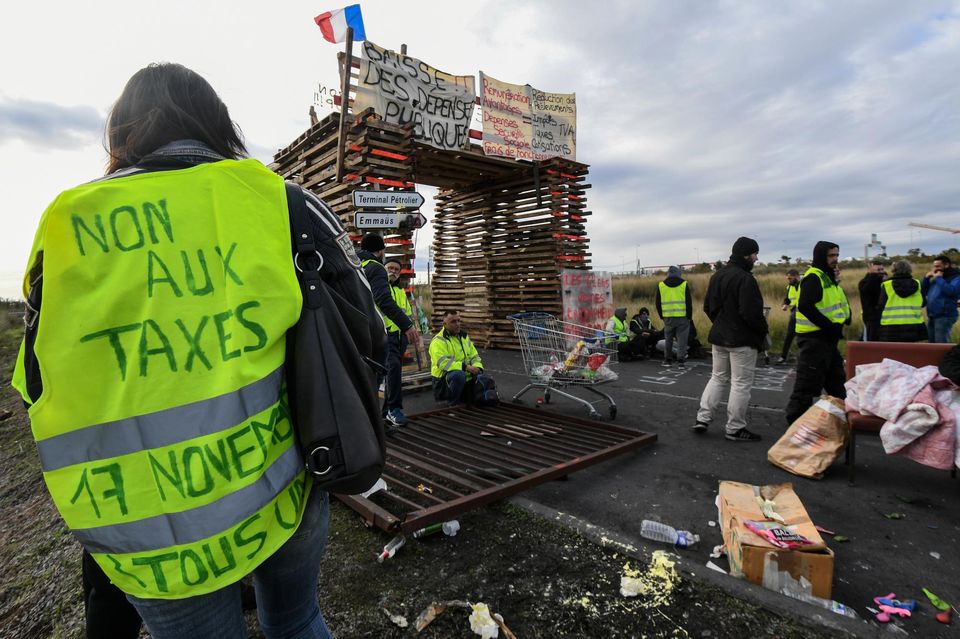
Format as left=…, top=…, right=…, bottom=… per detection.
left=430, top=310, right=491, bottom=405
left=10, top=63, right=343, bottom=639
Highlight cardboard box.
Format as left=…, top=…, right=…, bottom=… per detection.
left=718, top=481, right=834, bottom=599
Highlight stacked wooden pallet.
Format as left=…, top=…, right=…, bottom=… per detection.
left=431, top=158, right=592, bottom=348
left=270, top=109, right=593, bottom=351
left=269, top=109, right=420, bottom=275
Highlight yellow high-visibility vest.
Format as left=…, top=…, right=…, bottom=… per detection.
left=606, top=316, right=629, bottom=344
left=430, top=329, right=482, bottom=379
left=361, top=259, right=408, bottom=333
left=12, top=159, right=307, bottom=599
left=880, top=279, right=923, bottom=326
left=390, top=284, right=413, bottom=329
left=786, top=283, right=800, bottom=308
left=658, top=281, right=688, bottom=318
left=796, top=267, right=850, bottom=333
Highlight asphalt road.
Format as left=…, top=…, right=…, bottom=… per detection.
left=402, top=348, right=959, bottom=637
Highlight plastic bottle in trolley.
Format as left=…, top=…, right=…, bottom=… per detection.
left=640, top=520, right=700, bottom=549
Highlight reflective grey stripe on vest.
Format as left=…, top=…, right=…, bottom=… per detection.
left=883, top=313, right=923, bottom=320
left=437, top=355, right=455, bottom=371
left=72, top=444, right=302, bottom=554
left=37, top=367, right=283, bottom=472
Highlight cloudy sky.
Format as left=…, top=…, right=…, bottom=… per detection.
left=1, top=1, right=958, bottom=298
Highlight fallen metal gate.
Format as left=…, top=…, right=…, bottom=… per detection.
left=336, top=403, right=657, bottom=534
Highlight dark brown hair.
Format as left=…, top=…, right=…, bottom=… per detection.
left=106, top=63, right=247, bottom=173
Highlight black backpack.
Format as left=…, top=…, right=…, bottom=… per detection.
left=284, top=183, right=387, bottom=494
left=472, top=373, right=500, bottom=407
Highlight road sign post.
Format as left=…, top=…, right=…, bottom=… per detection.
left=352, top=190, right=425, bottom=209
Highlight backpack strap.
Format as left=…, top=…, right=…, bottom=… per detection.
left=284, top=182, right=325, bottom=309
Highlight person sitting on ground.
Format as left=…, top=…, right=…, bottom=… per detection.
left=629, top=307, right=662, bottom=358
left=877, top=260, right=927, bottom=342
left=430, top=310, right=489, bottom=405
left=605, top=307, right=641, bottom=361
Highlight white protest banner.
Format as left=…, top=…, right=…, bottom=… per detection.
left=479, top=71, right=533, bottom=160
left=561, top=269, right=613, bottom=331
left=353, top=41, right=476, bottom=151
left=530, top=88, right=576, bottom=161
left=479, top=72, right=577, bottom=161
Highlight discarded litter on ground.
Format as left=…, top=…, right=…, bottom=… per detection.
left=469, top=602, right=504, bottom=638
left=619, top=550, right=680, bottom=607
left=382, top=607, right=408, bottom=628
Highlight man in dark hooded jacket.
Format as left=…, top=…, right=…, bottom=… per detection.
left=857, top=259, right=886, bottom=341
left=694, top=237, right=768, bottom=441
left=877, top=260, right=927, bottom=342
left=357, top=233, right=420, bottom=427
left=784, top=241, right=851, bottom=425
left=656, top=265, right=693, bottom=367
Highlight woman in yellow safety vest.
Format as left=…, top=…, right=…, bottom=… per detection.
left=11, top=63, right=340, bottom=639
left=877, top=260, right=927, bottom=342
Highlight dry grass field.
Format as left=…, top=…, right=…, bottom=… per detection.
left=416, top=258, right=959, bottom=351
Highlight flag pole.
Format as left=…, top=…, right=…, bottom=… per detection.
left=335, top=26, right=354, bottom=183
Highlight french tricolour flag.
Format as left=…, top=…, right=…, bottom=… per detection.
left=314, top=5, right=366, bottom=43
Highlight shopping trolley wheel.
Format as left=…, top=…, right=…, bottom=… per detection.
left=608, top=405, right=618, bottom=420
left=589, top=409, right=603, bottom=421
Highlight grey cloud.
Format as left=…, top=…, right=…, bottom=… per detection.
left=0, top=97, right=104, bottom=149
left=494, top=1, right=960, bottom=267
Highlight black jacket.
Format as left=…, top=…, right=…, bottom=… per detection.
left=655, top=276, right=693, bottom=320
left=357, top=249, right=412, bottom=332
left=858, top=272, right=884, bottom=322
left=797, top=241, right=846, bottom=342
left=877, top=275, right=927, bottom=342
left=703, top=257, right=768, bottom=349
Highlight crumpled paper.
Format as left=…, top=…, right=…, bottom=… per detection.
left=469, top=602, right=499, bottom=638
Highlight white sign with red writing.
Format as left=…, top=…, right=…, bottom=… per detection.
left=479, top=71, right=576, bottom=161
left=561, top=269, right=613, bottom=330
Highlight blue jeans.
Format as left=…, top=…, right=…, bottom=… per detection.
left=127, top=488, right=331, bottom=639
left=928, top=316, right=957, bottom=343
left=381, top=331, right=407, bottom=414
left=433, top=370, right=475, bottom=406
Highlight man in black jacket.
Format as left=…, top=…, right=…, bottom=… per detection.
left=784, top=241, right=850, bottom=425
left=694, top=237, right=768, bottom=441
left=357, top=233, right=421, bottom=427
left=858, top=259, right=886, bottom=341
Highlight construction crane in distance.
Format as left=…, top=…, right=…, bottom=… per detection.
left=908, top=222, right=960, bottom=234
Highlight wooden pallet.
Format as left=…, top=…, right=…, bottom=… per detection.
left=270, top=48, right=593, bottom=351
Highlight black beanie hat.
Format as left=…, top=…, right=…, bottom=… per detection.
left=360, top=233, right=385, bottom=252
left=731, top=236, right=759, bottom=257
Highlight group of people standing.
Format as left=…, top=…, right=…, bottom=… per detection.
left=611, top=238, right=959, bottom=444
left=856, top=255, right=960, bottom=344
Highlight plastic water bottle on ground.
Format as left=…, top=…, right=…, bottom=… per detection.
left=412, top=520, right=460, bottom=539
left=377, top=534, right=406, bottom=562
left=640, top=519, right=700, bottom=549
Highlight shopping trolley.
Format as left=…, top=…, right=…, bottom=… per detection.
left=507, top=312, right=619, bottom=420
